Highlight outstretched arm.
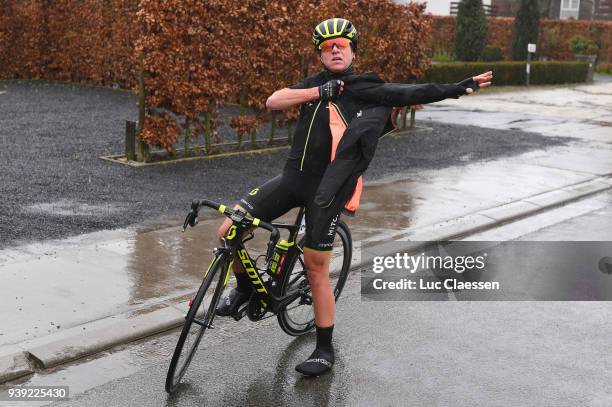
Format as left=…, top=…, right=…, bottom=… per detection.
left=347, top=71, right=493, bottom=107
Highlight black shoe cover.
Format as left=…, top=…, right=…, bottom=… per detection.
left=295, top=348, right=334, bottom=376
left=215, top=287, right=250, bottom=317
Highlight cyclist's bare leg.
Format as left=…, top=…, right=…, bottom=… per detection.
left=296, top=247, right=335, bottom=375
left=303, top=248, right=334, bottom=327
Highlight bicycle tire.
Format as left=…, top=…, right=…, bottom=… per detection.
left=165, top=253, right=229, bottom=393
left=276, top=220, right=352, bottom=336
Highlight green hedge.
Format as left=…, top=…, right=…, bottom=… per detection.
left=479, top=45, right=503, bottom=62
left=596, top=63, right=612, bottom=74
left=423, top=61, right=589, bottom=85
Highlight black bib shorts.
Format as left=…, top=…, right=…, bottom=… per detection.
left=236, top=166, right=355, bottom=251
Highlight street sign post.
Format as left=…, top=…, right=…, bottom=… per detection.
left=526, top=43, right=536, bottom=86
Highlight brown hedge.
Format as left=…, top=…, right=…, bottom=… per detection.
left=135, top=0, right=433, bottom=149
left=0, top=0, right=433, bottom=150
left=0, top=0, right=139, bottom=87
left=0, top=1, right=47, bottom=79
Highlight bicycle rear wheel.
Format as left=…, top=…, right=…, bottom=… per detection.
left=277, top=220, right=352, bottom=336
left=165, top=253, right=229, bottom=393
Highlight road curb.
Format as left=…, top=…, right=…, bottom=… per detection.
left=21, top=305, right=185, bottom=369
left=1, top=175, right=610, bottom=383
left=0, top=345, right=34, bottom=383
left=0, top=305, right=186, bottom=383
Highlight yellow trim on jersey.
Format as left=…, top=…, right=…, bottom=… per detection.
left=300, top=100, right=322, bottom=171
left=331, top=102, right=348, bottom=127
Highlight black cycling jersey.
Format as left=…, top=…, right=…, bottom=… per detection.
left=286, top=69, right=474, bottom=180
left=235, top=69, right=477, bottom=250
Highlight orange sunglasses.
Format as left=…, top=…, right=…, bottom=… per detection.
left=318, top=37, right=352, bottom=52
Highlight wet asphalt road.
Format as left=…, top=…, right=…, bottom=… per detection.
left=0, top=80, right=570, bottom=248
left=11, top=191, right=610, bottom=407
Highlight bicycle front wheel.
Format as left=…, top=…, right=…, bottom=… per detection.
left=165, top=252, right=229, bottom=393
left=277, top=220, right=352, bottom=336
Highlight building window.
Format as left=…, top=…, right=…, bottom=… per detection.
left=560, top=0, right=580, bottom=18
left=561, top=0, right=579, bottom=9
left=450, top=1, right=493, bottom=16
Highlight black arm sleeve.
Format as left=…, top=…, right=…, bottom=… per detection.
left=345, top=82, right=467, bottom=107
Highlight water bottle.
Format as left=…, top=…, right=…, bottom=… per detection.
left=268, top=239, right=293, bottom=279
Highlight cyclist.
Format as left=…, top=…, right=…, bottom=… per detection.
left=215, top=18, right=493, bottom=376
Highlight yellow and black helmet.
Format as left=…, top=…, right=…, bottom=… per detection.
left=312, top=18, right=359, bottom=51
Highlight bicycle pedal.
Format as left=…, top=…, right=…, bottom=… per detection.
left=230, top=303, right=249, bottom=321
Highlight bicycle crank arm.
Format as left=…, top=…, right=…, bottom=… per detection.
left=275, top=290, right=305, bottom=311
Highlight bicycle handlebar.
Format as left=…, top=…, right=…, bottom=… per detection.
left=184, top=199, right=281, bottom=259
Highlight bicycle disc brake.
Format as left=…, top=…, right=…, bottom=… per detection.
left=298, top=279, right=313, bottom=305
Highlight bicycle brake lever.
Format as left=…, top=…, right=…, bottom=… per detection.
left=182, top=211, right=198, bottom=232
left=189, top=215, right=199, bottom=227
left=182, top=200, right=202, bottom=232
left=182, top=213, right=191, bottom=232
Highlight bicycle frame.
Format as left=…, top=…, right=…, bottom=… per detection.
left=167, top=201, right=350, bottom=392
left=216, top=207, right=308, bottom=316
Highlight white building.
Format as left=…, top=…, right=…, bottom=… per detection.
left=395, top=0, right=493, bottom=16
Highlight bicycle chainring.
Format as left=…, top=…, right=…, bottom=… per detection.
left=247, top=292, right=267, bottom=321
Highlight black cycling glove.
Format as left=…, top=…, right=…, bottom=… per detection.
left=456, top=77, right=480, bottom=95
left=318, top=79, right=342, bottom=101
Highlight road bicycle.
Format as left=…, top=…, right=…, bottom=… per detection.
left=165, top=199, right=352, bottom=393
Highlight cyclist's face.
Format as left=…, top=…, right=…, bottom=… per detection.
left=320, top=41, right=354, bottom=73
